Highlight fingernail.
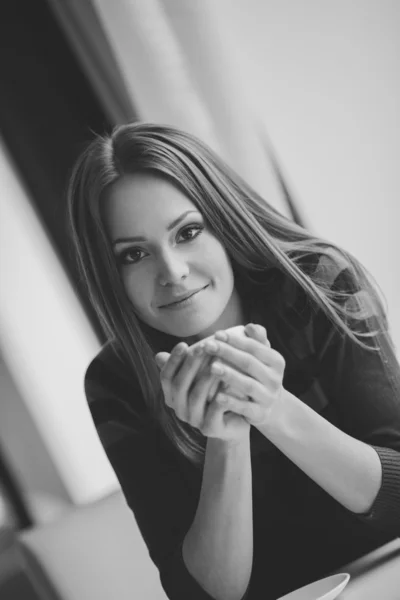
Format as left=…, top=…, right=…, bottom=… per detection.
left=174, top=344, right=186, bottom=355
left=211, top=362, right=224, bottom=375
left=215, top=330, right=228, bottom=341
left=205, top=341, right=218, bottom=354
left=193, top=343, right=205, bottom=356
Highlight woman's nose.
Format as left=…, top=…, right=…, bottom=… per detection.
left=157, top=253, right=190, bottom=285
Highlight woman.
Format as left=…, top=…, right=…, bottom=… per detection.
left=67, top=122, right=400, bottom=600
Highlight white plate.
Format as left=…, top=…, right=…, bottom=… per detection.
left=277, top=573, right=350, bottom=600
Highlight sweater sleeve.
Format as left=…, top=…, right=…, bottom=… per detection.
left=311, top=254, right=400, bottom=535
left=84, top=352, right=225, bottom=600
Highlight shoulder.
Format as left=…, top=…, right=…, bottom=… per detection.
left=306, top=248, right=380, bottom=322
left=298, top=247, right=357, bottom=291
left=85, top=341, right=138, bottom=405
left=274, top=248, right=349, bottom=315
left=85, top=340, right=134, bottom=398
left=281, top=247, right=372, bottom=315
left=85, top=340, right=151, bottom=450
left=269, top=247, right=379, bottom=353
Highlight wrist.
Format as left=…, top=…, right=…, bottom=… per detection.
left=207, top=435, right=250, bottom=456
left=256, top=387, right=298, bottom=440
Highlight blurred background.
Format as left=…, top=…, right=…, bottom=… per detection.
left=0, top=1, right=399, bottom=598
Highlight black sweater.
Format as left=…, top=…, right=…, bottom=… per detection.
left=85, top=252, right=400, bottom=599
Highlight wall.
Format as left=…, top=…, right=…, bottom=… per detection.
left=0, top=139, right=118, bottom=511
left=229, top=0, right=400, bottom=348
left=0, top=351, right=70, bottom=523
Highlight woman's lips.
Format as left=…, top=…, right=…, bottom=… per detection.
left=161, top=285, right=209, bottom=310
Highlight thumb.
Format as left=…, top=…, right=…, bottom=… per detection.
left=155, top=352, right=170, bottom=369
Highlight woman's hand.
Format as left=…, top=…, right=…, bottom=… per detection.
left=155, top=343, right=250, bottom=445
left=202, top=323, right=286, bottom=427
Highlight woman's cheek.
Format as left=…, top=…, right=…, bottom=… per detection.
left=123, top=276, right=148, bottom=312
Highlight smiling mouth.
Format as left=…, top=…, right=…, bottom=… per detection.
left=161, top=285, right=209, bottom=308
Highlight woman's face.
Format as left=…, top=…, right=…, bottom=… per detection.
left=103, top=173, right=245, bottom=342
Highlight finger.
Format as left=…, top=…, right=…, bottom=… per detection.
left=201, top=393, right=237, bottom=436
left=158, top=343, right=187, bottom=380
left=204, top=339, right=284, bottom=388
left=210, top=360, right=272, bottom=403
left=157, top=349, right=209, bottom=374
left=187, top=371, right=224, bottom=427
left=172, top=345, right=214, bottom=419
left=158, top=343, right=188, bottom=406
left=244, top=323, right=271, bottom=347
left=205, top=339, right=262, bottom=383
left=155, top=352, right=170, bottom=369
left=213, top=328, right=279, bottom=368
left=215, top=393, right=267, bottom=426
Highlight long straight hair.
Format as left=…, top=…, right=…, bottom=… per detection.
left=67, top=122, right=392, bottom=466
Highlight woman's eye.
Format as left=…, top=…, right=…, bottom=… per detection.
left=178, top=224, right=204, bottom=242
left=115, top=224, right=204, bottom=267
left=116, top=248, right=144, bottom=266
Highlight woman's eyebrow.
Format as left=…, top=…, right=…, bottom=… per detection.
left=112, top=210, right=200, bottom=246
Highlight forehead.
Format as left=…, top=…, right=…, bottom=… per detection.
left=103, top=173, right=197, bottom=237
